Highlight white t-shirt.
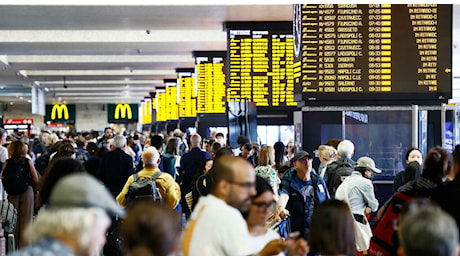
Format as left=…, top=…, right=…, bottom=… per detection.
left=181, top=194, right=253, bottom=256
left=0, top=145, right=7, bottom=164
left=247, top=228, right=282, bottom=256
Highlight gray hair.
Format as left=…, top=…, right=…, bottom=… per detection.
left=23, top=207, right=111, bottom=255
left=398, top=204, right=458, bottom=256
left=111, top=135, right=126, bottom=149
left=337, top=140, right=354, bottom=158
left=142, top=146, right=160, bottom=167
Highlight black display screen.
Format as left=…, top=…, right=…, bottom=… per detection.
left=224, top=21, right=298, bottom=107
left=293, top=4, right=452, bottom=105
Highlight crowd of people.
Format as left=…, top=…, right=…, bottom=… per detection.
left=1, top=126, right=460, bottom=256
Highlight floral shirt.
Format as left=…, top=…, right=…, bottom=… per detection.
left=255, top=165, right=281, bottom=191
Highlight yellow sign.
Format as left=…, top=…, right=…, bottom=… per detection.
left=114, top=104, right=132, bottom=119
left=51, top=104, right=69, bottom=120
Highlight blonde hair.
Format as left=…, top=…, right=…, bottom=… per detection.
left=258, top=145, right=275, bottom=166
left=318, top=145, right=337, bottom=162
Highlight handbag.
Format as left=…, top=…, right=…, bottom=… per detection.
left=353, top=215, right=373, bottom=252
left=0, top=199, right=17, bottom=234
left=341, top=177, right=373, bottom=252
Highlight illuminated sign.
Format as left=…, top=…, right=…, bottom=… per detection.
left=177, top=68, right=197, bottom=118
left=164, top=79, right=179, bottom=121
left=115, top=104, right=132, bottom=119
left=293, top=4, right=452, bottom=105
left=193, top=51, right=227, bottom=114
left=140, top=99, right=152, bottom=124
left=52, top=104, right=69, bottom=120
left=224, top=22, right=298, bottom=107
left=107, top=104, right=138, bottom=123
left=4, top=118, right=34, bottom=125
left=44, top=104, right=76, bottom=123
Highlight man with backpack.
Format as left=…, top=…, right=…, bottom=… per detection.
left=116, top=147, right=180, bottom=210
left=324, top=140, right=356, bottom=198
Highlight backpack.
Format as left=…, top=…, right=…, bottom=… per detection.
left=125, top=172, right=163, bottom=207
left=368, top=192, right=416, bottom=256
left=327, top=161, right=354, bottom=198
left=1, top=160, right=31, bottom=195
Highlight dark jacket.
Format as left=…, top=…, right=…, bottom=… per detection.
left=179, top=148, right=210, bottom=194
left=324, top=157, right=355, bottom=197
left=431, top=176, right=460, bottom=236
left=280, top=167, right=330, bottom=239
left=97, top=148, right=135, bottom=198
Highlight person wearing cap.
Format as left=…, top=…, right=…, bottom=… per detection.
left=274, top=150, right=330, bottom=240
left=10, top=173, right=124, bottom=256
left=335, top=156, right=380, bottom=224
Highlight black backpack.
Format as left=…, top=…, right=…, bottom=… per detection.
left=125, top=172, right=162, bottom=207
left=2, top=159, right=31, bottom=195
left=326, top=161, right=354, bottom=198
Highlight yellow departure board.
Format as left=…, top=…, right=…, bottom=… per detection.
left=142, top=98, right=152, bottom=124
left=177, top=69, right=197, bottom=118
left=224, top=22, right=298, bottom=107
left=165, top=80, right=179, bottom=121
left=156, top=91, right=167, bottom=122
left=293, top=4, right=452, bottom=104
left=194, top=51, right=227, bottom=113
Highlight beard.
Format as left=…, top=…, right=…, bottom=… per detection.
left=227, top=195, right=252, bottom=213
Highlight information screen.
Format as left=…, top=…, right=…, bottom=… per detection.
left=156, top=90, right=167, bottom=122
left=293, top=4, right=452, bottom=104
left=164, top=79, right=179, bottom=121
left=194, top=51, right=227, bottom=114
left=224, top=22, right=297, bottom=107
left=177, top=68, right=197, bottom=118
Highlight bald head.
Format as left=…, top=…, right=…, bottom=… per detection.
left=142, top=147, right=161, bottom=167
left=208, top=155, right=256, bottom=212
left=190, top=134, right=202, bottom=148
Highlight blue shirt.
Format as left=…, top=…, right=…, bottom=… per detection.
left=10, top=236, right=74, bottom=256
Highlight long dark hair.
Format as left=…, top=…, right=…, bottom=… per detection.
left=37, top=158, right=85, bottom=207
left=422, top=146, right=450, bottom=181
left=273, top=141, right=285, bottom=171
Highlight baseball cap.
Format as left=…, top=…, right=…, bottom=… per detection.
left=49, top=173, right=125, bottom=217
left=292, top=150, right=314, bottom=161
left=356, top=157, right=382, bottom=173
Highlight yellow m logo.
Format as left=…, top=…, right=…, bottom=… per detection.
left=51, top=104, right=69, bottom=120
left=114, top=104, right=132, bottom=119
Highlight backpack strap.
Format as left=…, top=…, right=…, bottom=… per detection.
left=151, top=171, right=163, bottom=181
left=133, top=173, right=139, bottom=181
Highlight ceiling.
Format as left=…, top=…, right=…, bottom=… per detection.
left=0, top=3, right=459, bottom=106
left=0, top=2, right=293, bottom=105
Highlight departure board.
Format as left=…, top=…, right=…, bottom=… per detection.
left=293, top=4, right=452, bottom=104
left=224, top=22, right=297, bottom=107
left=193, top=51, right=227, bottom=114
left=164, top=79, right=179, bottom=121
left=140, top=98, right=152, bottom=124
left=156, top=90, right=167, bottom=122
left=177, top=68, right=197, bottom=118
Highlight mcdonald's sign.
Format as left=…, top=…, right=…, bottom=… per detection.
left=107, top=104, right=138, bottom=123
left=44, top=104, right=76, bottom=123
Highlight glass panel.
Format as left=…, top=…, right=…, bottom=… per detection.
left=345, top=110, right=412, bottom=181
left=279, top=125, right=295, bottom=145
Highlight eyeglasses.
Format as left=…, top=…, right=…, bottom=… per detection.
left=252, top=201, right=276, bottom=211
left=227, top=179, right=255, bottom=189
